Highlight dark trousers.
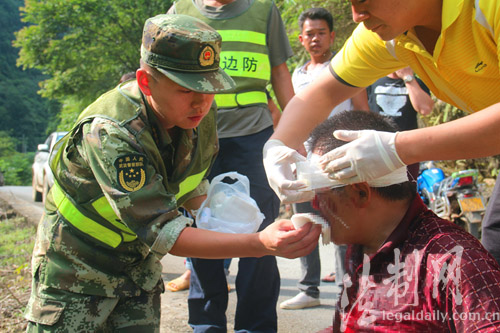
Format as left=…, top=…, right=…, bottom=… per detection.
left=482, top=178, right=500, bottom=265
left=188, top=127, right=281, bottom=333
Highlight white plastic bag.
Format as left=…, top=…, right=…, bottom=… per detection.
left=196, top=172, right=265, bottom=233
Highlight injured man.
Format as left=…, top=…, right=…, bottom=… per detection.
left=299, top=110, right=500, bottom=332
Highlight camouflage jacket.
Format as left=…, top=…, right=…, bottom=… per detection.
left=31, top=80, right=218, bottom=297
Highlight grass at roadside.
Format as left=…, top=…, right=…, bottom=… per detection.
left=0, top=201, right=35, bottom=332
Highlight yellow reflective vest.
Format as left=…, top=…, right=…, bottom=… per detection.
left=175, top=0, right=273, bottom=108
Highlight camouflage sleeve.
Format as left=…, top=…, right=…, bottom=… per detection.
left=78, top=118, right=191, bottom=256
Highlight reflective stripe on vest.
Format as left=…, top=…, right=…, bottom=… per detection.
left=215, top=49, right=270, bottom=108
left=51, top=157, right=207, bottom=248
left=176, top=167, right=209, bottom=200
left=52, top=165, right=207, bottom=248
left=92, top=196, right=137, bottom=242
left=215, top=28, right=270, bottom=108
left=218, top=30, right=266, bottom=46
left=52, top=167, right=208, bottom=247
left=173, top=0, right=272, bottom=109
left=52, top=182, right=124, bottom=248
left=214, top=91, right=267, bottom=108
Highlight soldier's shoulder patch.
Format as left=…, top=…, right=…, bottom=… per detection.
left=114, top=153, right=148, bottom=192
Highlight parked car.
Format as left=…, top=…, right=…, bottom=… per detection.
left=32, top=131, right=68, bottom=202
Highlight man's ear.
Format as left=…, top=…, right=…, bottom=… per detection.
left=330, top=30, right=336, bottom=44
left=349, top=183, right=371, bottom=208
left=298, top=34, right=305, bottom=46
left=136, top=69, right=152, bottom=96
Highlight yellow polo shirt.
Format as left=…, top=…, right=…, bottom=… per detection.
left=331, top=0, right=500, bottom=113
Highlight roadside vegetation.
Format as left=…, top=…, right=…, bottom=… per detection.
left=0, top=131, right=34, bottom=186
left=0, top=200, right=35, bottom=332
left=2, top=0, right=497, bottom=188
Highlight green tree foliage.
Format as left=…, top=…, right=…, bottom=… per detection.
left=14, top=0, right=172, bottom=104
left=0, top=132, right=34, bottom=185
left=0, top=0, right=59, bottom=152
left=0, top=152, right=34, bottom=185
left=0, top=131, right=17, bottom=157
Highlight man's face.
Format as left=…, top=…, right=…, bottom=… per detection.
left=299, top=18, right=335, bottom=57
left=149, top=73, right=215, bottom=130
left=314, top=187, right=357, bottom=245
left=350, top=0, right=416, bottom=41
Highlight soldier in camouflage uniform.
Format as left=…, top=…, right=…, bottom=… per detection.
left=24, top=14, right=321, bottom=332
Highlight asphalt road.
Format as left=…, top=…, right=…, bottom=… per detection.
left=0, top=186, right=340, bottom=332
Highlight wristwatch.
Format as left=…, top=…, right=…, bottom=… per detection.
left=403, top=75, right=414, bottom=84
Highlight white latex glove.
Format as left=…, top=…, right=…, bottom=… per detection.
left=263, top=139, right=315, bottom=204
left=319, top=130, right=406, bottom=184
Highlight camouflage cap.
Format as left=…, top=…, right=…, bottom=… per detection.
left=141, top=14, right=235, bottom=93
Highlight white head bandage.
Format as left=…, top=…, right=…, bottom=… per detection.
left=296, top=153, right=408, bottom=191
left=363, top=166, right=409, bottom=187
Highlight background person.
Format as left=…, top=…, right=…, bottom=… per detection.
left=24, top=14, right=320, bottom=332
left=168, top=0, right=295, bottom=331
left=280, top=7, right=368, bottom=311
left=261, top=0, right=500, bottom=266
left=309, top=110, right=500, bottom=332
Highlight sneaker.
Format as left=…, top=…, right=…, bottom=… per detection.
left=279, top=292, right=320, bottom=310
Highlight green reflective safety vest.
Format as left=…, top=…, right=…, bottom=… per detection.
left=175, top=0, right=273, bottom=108
left=51, top=179, right=136, bottom=248
left=49, top=82, right=216, bottom=248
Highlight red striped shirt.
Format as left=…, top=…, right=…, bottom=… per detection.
left=334, top=196, right=500, bottom=332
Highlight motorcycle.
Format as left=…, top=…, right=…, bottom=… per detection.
left=417, top=162, right=486, bottom=239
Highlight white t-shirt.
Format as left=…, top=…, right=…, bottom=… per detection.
left=292, top=60, right=353, bottom=117
left=292, top=59, right=353, bottom=153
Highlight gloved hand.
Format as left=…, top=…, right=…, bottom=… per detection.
left=263, top=139, right=315, bottom=204
left=318, top=130, right=406, bottom=183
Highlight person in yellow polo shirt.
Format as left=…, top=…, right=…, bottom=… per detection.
left=262, top=0, right=500, bottom=266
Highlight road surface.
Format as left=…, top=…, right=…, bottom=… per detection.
left=0, top=186, right=340, bottom=332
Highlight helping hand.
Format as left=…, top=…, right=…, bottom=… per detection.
left=263, top=139, right=315, bottom=204
left=318, top=130, right=406, bottom=183
left=258, top=219, right=321, bottom=259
